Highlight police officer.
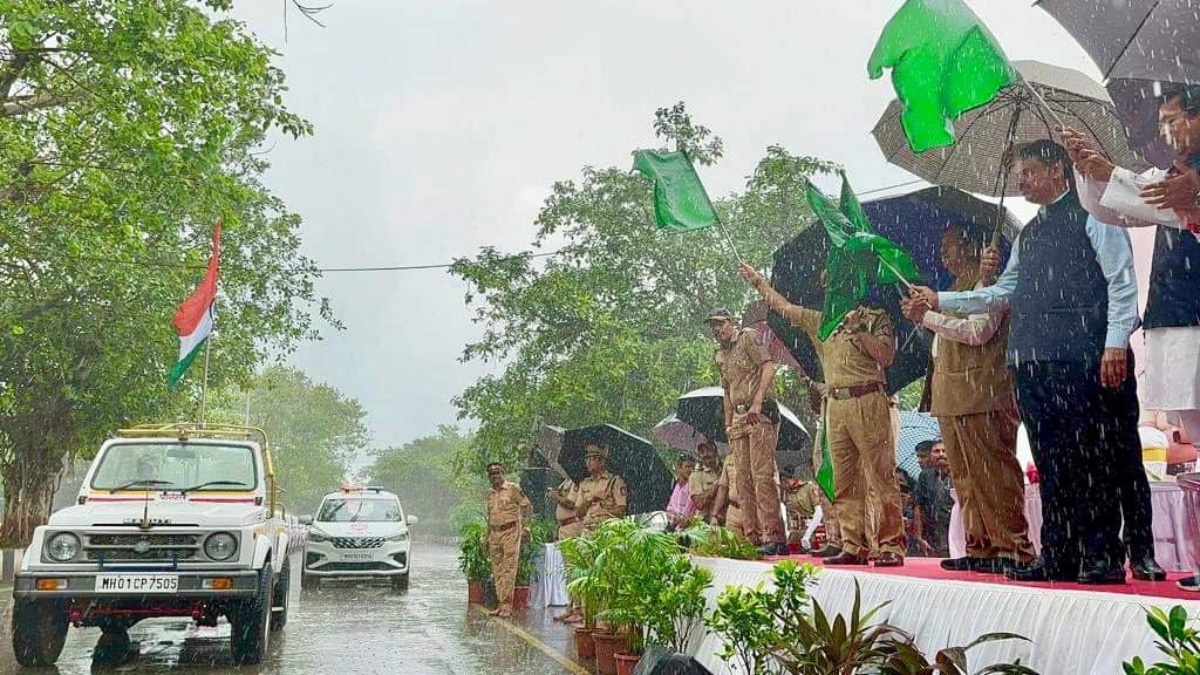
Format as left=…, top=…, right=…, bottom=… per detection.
left=548, top=477, right=584, bottom=540
left=576, top=445, right=628, bottom=530
left=740, top=263, right=905, bottom=567
left=484, top=462, right=532, bottom=617
left=688, top=441, right=722, bottom=522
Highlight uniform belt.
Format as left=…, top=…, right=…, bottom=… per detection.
left=558, top=517, right=581, bottom=527
left=489, top=521, right=519, bottom=532
left=727, top=499, right=740, bottom=508
left=827, top=382, right=884, bottom=401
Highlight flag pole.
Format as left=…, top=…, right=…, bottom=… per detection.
left=714, top=218, right=745, bottom=263
left=200, top=300, right=213, bottom=427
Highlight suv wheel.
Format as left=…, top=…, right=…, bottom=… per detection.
left=271, top=561, right=291, bottom=631
left=229, top=565, right=273, bottom=665
left=12, top=599, right=69, bottom=667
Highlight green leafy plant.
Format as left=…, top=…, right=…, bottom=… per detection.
left=1124, top=606, right=1200, bottom=675
left=678, top=520, right=760, bottom=560
left=516, top=518, right=556, bottom=586
left=457, top=521, right=491, bottom=583
left=561, top=532, right=603, bottom=628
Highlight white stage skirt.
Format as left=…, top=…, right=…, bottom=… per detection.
left=691, top=556, right=1200, bottom=675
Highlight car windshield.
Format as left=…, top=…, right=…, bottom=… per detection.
left=317, top=498, right=402, bottom=522
left=90, top=443, right=258, bottom=491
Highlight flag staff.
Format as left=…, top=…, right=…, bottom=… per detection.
left=200, top=299, right=214, bottom=427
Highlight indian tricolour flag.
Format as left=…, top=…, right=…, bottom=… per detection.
left=168, top=221, right=222, bottom=390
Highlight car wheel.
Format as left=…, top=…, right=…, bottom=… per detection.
left=93, top=626, right=134, bottom=664
left=11, top=599, right=69, bottom=667
left=229, top=565, right=273, bottom=665
left=271, top=561, right=291, bottom=631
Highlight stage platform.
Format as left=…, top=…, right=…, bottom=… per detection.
left=689, top=555, right=1200, bottom=675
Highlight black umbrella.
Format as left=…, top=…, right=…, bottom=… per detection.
left=673, top=387, right=812, bottom=470
left=766, top=187, right=1019, bottom=394
left=520, top=448, right=563, bottom=524
left=1036, top=0, right=1199, bottom=168
left=556, top=424, right=673, bottom=516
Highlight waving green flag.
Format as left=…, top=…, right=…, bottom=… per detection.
left=805, top=174, right=923, bottom=341
left=868, top=0, right=1017, bottom=153
left=632, top=150, right=719, bottom=232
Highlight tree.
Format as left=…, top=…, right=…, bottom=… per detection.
left=449, top=103, right=834, bottom=474
left=0, top=1, right=327, bottom=543
left=367, top=426, right=485, bottom=537
left=207, top=366, right=365, bottom=514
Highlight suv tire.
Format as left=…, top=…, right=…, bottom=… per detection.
left=12, top=599, right=69, bottom=667
left=271, top=561, right=291, bottom=631
left=230, top=565, right=273, bottom=665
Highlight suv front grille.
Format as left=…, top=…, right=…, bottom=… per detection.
left=332, top=537, right=384, bottom=549
left=84, top=532, right=203, bottom=563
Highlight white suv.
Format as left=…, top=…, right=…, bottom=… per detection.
left=301, top=487, right=416, bottom=590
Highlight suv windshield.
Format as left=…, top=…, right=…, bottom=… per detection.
left=90, top=443, right=258, bottom=491
left=318, top=498, right=402, bottom=523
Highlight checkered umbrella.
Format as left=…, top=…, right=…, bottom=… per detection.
left=895, top=411, right=942, bottom=480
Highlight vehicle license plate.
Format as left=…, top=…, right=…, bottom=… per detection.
left=95, top=574, right=179, bottom=594
left=341, top=552, right=373, bottom=561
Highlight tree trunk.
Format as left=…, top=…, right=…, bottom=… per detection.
left=0, top=442, right=64, bottom=546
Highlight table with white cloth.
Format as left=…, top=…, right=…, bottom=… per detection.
left=948, top=481, right=1192, bottom=572
left=536, top=542, right=570, bottom=607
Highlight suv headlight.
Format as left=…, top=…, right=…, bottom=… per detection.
left=47, top=532, right=80, bottom=562
left=308, top=530, right=330, bottom=543
left=203, top=532, right=239, bottom=561
left=386, top=531, right=409, bottom=542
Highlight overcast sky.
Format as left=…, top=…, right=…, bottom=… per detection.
left=229, top=1, right=1100, bottom=450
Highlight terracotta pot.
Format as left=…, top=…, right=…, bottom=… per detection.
left=512, top=585, right=531, bottom=610
left=592, top=632, right=631, bottom=675
left=615, top=652, right=640, bottom=675
left=574, top=627, right=596, bottom=659
left=467, top=581, right=485, bottom=605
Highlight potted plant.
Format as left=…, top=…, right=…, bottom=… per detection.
left=560, top=533, right=600, bottom=659
left=677, top=520, right=759, bottom=560
left=457, top=521, right=491, bottom=605
left=609, top=555, right=713, bottom=675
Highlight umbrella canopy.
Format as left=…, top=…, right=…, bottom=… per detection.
left=650, top=413, right=731, bottom=455
left=874, top=60, right=1150, bottom=196
left=767, top=186, right=1017, bottom=394
left=895, top=411, right=942, bottom=480
left=520, top=448, right=561, bottom=523
left=673, top=387, right=811, bottom=463
left=1037, top=0, right=1200, bottom=169
left=555, top=424, right=673, bottom=516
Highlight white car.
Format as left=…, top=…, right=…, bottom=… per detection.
left=301, top=487, right=417, bottom=590
left=12, top=423, right=299, bottom=668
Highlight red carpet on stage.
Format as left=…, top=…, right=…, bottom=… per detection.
left=765, top=553, right=1198, bottom=601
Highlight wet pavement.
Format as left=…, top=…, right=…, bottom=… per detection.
left=0, top=543, right=583, bottom=675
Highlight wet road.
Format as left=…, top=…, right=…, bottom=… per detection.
left=0, top=543, right=579, bottom=675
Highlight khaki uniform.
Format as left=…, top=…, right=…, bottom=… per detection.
left=717, top=455, right=742, bottom=532
left=486, top=481, right=531, bottom=610
left=688, top=464, right=721, bottom=521
left=783, top=305, right=904, bottom=558
left=715, top=328, right=785, bottom=545
left=554, top=479, right=585, bottom=540
left=784, top=481, right=821, bottom=540
left=929, top=275, right=1033, bottom=563
left=576, top=470, right=628, bottom=530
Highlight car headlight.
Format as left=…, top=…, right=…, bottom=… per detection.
left=203, top=532, right=239, bottom=561
left=47, top=533, right=80, bottom=562
left=386, top=531, right=409, bottom=542
left=308, top=530, right=330, bottom=543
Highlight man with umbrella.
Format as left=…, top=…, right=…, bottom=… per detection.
left=737, top=266, right=905, bottom=567
left=575, top=444, right=628, bottom=530
left=912, top=140, right=1151, bottom=584
left=705, top=307, right=788, bottom=557
left=900, top=224, right=1034, bottom=573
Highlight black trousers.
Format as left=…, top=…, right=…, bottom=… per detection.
left=1013, top=358, right=1142, bottom=575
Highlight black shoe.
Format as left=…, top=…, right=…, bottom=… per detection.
left=812, top=545, right=842, bottom=558
left=824, top=551, right=870, bottom=566
left=1003, top=560, right=1075, bottom=582
left=940, top=557, right=977, bottom=572
left=1177, top=576, right=1200, bottom=592
left=1078, top=561, right=1127, bottom=585
left=1131, top=555, right=1167, bottom=582
left=757, top=542, right=789, bottom=557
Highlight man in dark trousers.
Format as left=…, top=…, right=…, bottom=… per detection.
left=912, top=140, right=1147, bottom=584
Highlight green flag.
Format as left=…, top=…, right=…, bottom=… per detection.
left=868, top=0, right=1017, bottom=153
left=632, top=150, right=719, bottom=232
left=805, top=175, right=923, bottom=341
left=816, top=406, right=835, bottom=502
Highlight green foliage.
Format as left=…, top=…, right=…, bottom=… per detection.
left=457, top=521, right=491, bottom=583
left=368, top=426, right=483, bottom=537
left=449, top=103, right=834, bottom=475
left=678, top=520, right=761, bottom=561
left=517, top=518, right=556, bottom=586
left=206, top=366, right=364, bottom=514
left=1124, top=606, right=1200, bottom=675
left=0, top=0, right=326, bottom=542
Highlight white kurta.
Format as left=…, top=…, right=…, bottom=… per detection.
left=1078, top=169, right=1200, bottom=411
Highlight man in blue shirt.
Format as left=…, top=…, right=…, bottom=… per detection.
left=912, top=140, right=1154, bottom=584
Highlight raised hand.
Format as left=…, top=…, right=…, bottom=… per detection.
left=910, top=286, right=939, bottom=311
left=980, top=245, right=1002, bottom=280
left=1140, top=169, right=1200, bottom=211
left=900, top=297, right=927, bottom=324
left=737, top=262, right=764, bottom=287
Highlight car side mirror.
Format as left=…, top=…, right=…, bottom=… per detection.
left=406, top=515, right=419, bottom=526
left=299, top=515, right=313, bottom=526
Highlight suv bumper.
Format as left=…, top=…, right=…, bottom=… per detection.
left=304, top=541, right=409, bottom=578
left=13, top=570, right=260, bottom=600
